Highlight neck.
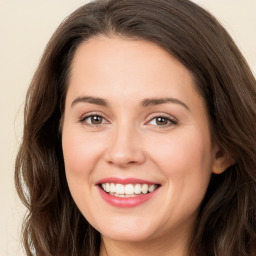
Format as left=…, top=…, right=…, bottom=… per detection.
left=99, top=231, right=191, bottom=256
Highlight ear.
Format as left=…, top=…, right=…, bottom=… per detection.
left=59, top=115, right=64, bottom=134
left=212, top=144, right=235, bottom=174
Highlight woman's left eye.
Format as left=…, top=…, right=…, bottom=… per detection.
left=147, top=116, right=177, bottom=127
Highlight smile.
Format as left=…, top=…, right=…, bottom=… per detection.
left=96, top=177, right=161, bottom=208
left=101, top=183, right=159, bottom=197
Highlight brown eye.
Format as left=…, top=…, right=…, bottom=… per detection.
left=82, top=115, right=107, bottom=125
left=155, top=117, right=169, bottom=125
left=90, top=115, right=103, bottom=124
left=148, top=115, right=177, bottom=127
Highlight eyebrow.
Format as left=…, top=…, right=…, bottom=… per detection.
left=141, top=97, right=190, bottom=110
left=71, top=96, right=108, bottom=107
left=71, top=96, right=189, bottom=110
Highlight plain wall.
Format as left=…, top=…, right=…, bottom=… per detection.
left=0, top=1, right=255, bottom=255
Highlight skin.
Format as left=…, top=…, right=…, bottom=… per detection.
left=62, top=36, right=231, bottom=256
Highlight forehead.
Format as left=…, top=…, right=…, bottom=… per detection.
left=68, top=36, right=198, bottom=98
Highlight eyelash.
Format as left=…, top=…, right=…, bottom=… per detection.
left=79, top=113, right=178, bottom=128
left=147, top=115, right=178, bottom=128
left=80, top=113, right=109, bottom=127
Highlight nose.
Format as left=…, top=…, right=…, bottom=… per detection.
left=104, top=123, right=146, bottom=168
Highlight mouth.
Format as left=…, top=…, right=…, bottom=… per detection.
left=99, top=183, right=160, bottom=198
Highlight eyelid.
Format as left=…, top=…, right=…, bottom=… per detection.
left=146, top=112, right=177, bottom=121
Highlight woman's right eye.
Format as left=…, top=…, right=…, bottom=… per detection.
left=81, top=115, right=108, bottom=126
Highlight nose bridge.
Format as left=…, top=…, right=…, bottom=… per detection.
left=105, top=120, right=145, bottom=167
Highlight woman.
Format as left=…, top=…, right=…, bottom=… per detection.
left=15, top=0, right=256, bottom=255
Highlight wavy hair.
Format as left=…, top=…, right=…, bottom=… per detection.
left=15, top=0, right=256, bottom=255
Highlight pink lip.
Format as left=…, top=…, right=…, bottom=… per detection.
left=96, top=177, right=158, bottom=185
left=96, top=177, right=160, bottom=208
left=97, top=187, right=159, bottom=208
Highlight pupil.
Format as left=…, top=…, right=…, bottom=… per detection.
left=92, top=116, right=102, bottom=124
left=156, top=117, right=167, bottom=125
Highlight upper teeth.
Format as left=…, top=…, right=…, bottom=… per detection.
left=101, top=183, right=158, bottom=195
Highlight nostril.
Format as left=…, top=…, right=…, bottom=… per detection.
left=127, top=161, right=137, bottom=165
left=106, top=159, right=142, bottom=168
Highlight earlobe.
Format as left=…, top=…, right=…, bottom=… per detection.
left=212, top=146, right=235, bottom=174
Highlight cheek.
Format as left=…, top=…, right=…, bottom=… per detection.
left=149, top=128, right=213, bottom=199
left=149, top=130, right=213, bottom=227
left=61, top=125, right=104, bottom=217
left=152, top=130, right=212, bottom=170
left=62, top=126, right=103, bottom=173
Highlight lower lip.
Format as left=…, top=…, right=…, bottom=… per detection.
left=97, top=186, right=159, bottom=208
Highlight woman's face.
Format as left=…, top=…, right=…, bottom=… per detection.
left=62, top=36, right=220, bottom=243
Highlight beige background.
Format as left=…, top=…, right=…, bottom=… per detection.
left=0, top=0, right=255, bottom=255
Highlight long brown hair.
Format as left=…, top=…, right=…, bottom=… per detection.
left=15, top=0, right=256, bottom=255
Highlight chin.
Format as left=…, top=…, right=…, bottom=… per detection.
left=96, top=219, right=157, bottom=242
left=101, top=230, right=153, bottom=242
